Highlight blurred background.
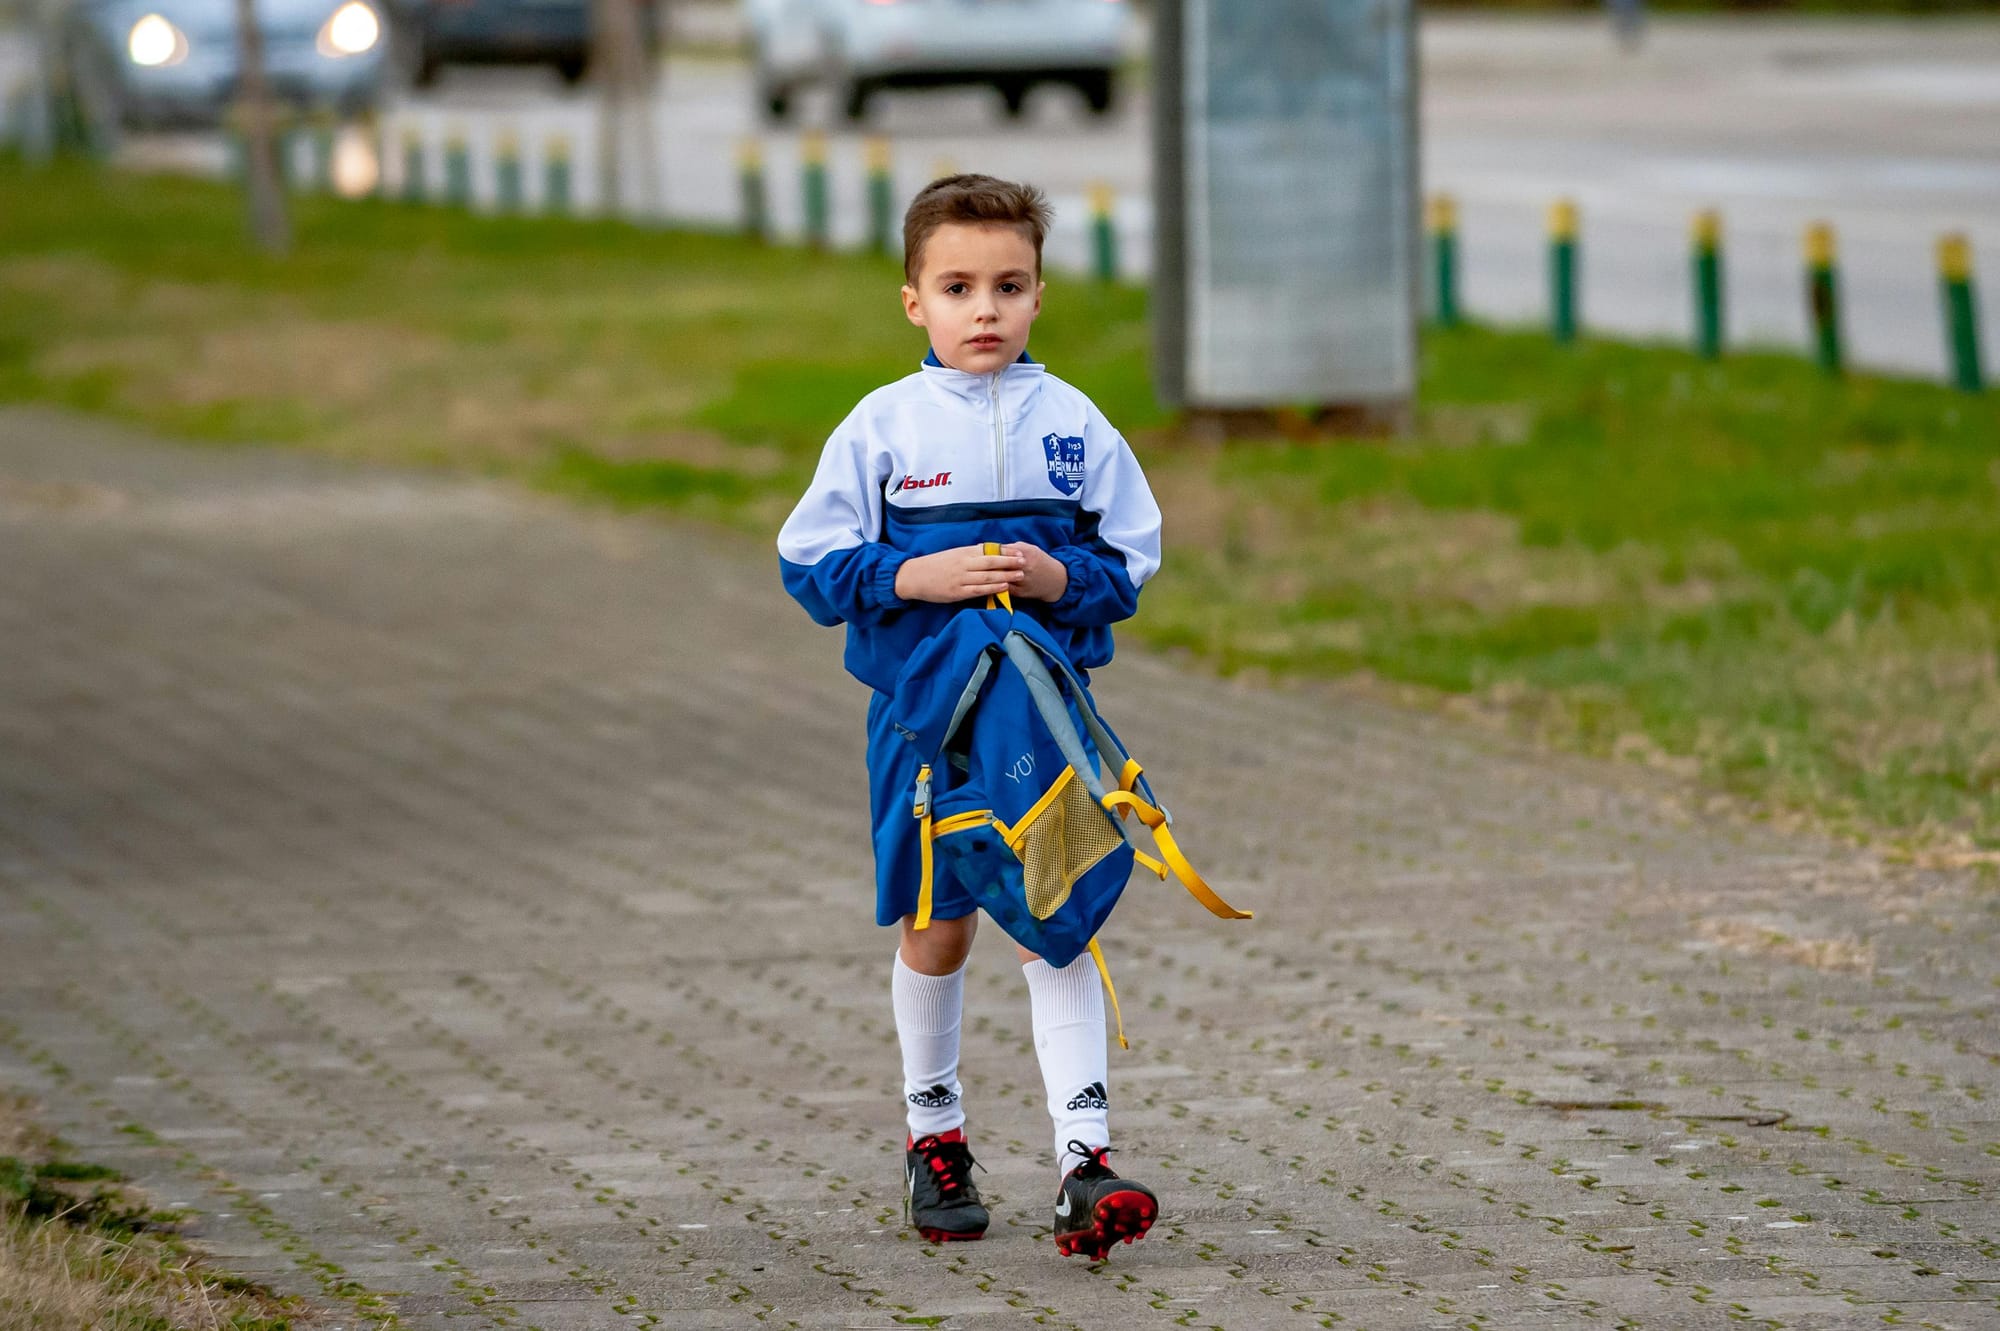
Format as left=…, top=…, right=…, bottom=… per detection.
left=3, top=0, right=1997, bottom=378
left=2, top=0, right=1998, bottom=850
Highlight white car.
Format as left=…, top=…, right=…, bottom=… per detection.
left=745, top=0, right=1129, bottom=123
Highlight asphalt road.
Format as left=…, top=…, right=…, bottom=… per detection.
left=4, top=407, right=2000, bottom=1329
left=4, top=14, right=1998, bottom=379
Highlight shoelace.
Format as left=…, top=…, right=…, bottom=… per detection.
left=1066, top=1140, right=1116, bottom=1178
left=912, top=1135, right=983, bottom=1197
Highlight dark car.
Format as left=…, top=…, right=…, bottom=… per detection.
left=59, top=0, right=386, bottom=137
left=384, top=0, right=660, bottom=87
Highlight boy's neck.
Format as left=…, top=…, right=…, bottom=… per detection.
left=924, top=348, right=1037, bottom=373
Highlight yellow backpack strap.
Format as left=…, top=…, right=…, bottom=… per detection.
left=913, top=765, right=935, bottom=930
left=981, top=541, right=1014, bottom=613
left=1112, top=761, right=1173, bottom=877
left=1086, top=938, right=1129, bottom=1051
left=1101, top=790, right=1253, bottom=921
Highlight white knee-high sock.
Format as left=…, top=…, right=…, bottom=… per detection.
left=1023, top=955, right=1108, bottom=1175
left=893, top=952, right=967, bottom=1140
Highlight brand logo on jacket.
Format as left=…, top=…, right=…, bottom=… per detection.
left=1042, top=434, right=1086, bottom=496
left=891, top=471, right=953, bottom=495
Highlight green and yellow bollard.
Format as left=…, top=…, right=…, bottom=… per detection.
left=1939, top=233, right=1984, bottom=393
left=355, top=114, right=385, bottom=199
left=279, top=114, right=310, bottom=190
left=1805, top=221, right=1843, bottom=377
left=1090, top=182, right=1117, bottom=282
left=866, top=136, right=894, bottom=255
left=494, top=129, right=523, bottom=213
left=1692, top=208, right=1724, bottom=360
left=801, top=129, right=829, bottom=249
left=362, top=115, right=384, bottom=198
left=1549, top=198, right=1579, bottom=344
left=223, top=106, right=247, bottom=182
left=308, top=112, right=335, bottom=193
left=276, top=114, right=307, bottom=190
left=1429, top=193, right=1460, bottom=328
left=738, top=138, right=767, bottom=240
left=443, top=127, right=471, bottom=208
left=400, top=126, right=425, bottom=204
left=543, top=134, right=571, bottom=215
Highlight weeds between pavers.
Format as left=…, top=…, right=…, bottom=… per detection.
left=0, top=1094, right=299, bottom=1330
left=2, top=159, right=1995, bottom=852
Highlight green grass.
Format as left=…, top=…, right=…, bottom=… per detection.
left=1, top=1096, right=298, bottom=1329
left=2, top=158, right=1996, bottom=851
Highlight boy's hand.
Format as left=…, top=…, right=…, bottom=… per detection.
left=1002, top=542, right=1069, bottom=603
left=894, top=546, right=1027, bottom=604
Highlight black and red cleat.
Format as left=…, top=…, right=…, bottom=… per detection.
left=904, top=1131, right=989, bottom=1242
left=1052, top=1141, right=1157, bottom=1260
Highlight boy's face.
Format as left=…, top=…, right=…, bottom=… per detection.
left=902, top=222, right=1045, bottom=376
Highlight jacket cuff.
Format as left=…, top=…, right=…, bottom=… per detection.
left=869, top=549, right=912, bottom=612
left=1050, top=546, right=1093, bottom=617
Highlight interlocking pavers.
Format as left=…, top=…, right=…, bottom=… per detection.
left=3, top=406, right=1998, bottom=1329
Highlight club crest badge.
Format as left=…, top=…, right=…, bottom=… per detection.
left=1042, top=433, right=1086, bottom=496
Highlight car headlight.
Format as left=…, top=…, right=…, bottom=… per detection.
left=317, top=0, right=380, bottom=57
left=127, top=13, right=188, bottom=67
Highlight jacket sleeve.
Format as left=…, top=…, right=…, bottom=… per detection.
left=776, top=412, right=911, bottom=627
left=1045, top=410, right=1161, bottom=629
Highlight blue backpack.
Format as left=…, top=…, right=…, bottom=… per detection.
left=887, top=574, right=1251, bottom=1046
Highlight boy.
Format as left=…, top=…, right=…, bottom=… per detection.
left=776, top=176, right=1162, bottom=1259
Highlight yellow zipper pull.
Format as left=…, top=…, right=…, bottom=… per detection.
left=981, top=541, right=1013, bottom=613
left=914, top=765, right=935, bottom=931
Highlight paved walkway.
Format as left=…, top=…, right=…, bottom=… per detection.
left=1, top=407, right=1996, bottom=1330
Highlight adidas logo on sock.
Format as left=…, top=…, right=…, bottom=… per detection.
left=908, top=1083, right=960, bottom=1109
left=1065, top=1081, right=1109, bottom=1111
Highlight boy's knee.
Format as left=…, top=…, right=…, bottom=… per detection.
left=900, top=915, right=976, bottom=974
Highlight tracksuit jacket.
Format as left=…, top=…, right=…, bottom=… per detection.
left=776, top=351, right=1162, bottom=923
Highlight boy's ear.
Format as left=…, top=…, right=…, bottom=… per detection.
left=901, top=284, right=927, bottom=328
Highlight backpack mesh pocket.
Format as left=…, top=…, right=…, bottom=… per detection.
left=1012, top=767, right=1125, bottom=921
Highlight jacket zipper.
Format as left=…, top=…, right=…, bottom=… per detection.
left=990, top=372, right=1006, bottom=495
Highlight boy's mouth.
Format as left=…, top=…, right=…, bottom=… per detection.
left=968, top=335, right=1003, bottom=351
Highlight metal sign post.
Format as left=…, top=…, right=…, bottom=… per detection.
left=1154, top=0, right=1419, bottom=433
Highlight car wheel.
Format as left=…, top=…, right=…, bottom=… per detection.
left=392, top=23, right=438, bottom=89
left=842, top=77, right=873, bottom=123
left=999, top=78, right=1029, bottom=118
left=753, top=59, right=792, bottom=121
left=1076, top=69, right=1114, bottom=116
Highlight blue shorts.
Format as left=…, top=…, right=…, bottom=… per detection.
left=867, top=691, right=979, bottom=927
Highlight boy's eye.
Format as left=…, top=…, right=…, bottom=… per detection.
left=945, top=282, right=967, bottom=295
left=999, top=282, right=1020, bottom=294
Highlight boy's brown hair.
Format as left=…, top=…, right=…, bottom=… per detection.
left=902, top=174, right=1053, bottom=285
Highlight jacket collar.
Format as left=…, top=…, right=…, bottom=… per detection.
left=920, top=348, right=1047, bottom=417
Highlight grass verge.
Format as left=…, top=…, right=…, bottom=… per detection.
left=0, top=1095, right=299, bottom=1330
left=1, top=158, right=1995, bottom=852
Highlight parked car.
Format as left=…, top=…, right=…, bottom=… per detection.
left=59, top=0, right=386, bottom=135
left=745, top=0, right=1128, bottom=123
left=381, top=0, right=661, bottom=88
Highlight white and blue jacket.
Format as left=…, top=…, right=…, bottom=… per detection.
left=777, top=352, right=1162, bottom=696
